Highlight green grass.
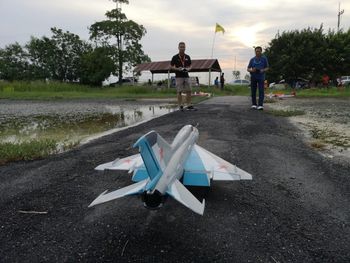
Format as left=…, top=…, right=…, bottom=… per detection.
left=0, top=81, right=178, bottom=100
left=267, top=109, right=305, bottom=117
left=295, top=87, right=350, bottom=97
left=1, top=81, right=349, bottom=100
left=0, top=139, right=59, bottom=165
left=0, top=81, right=252, bottom=100
left=222, top=85, right=251, bottom=96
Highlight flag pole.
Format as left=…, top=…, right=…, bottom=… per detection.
left=211, top=32, right=216, bottom=59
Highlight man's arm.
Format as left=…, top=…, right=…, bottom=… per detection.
left=247, top=59, right=256, bottom=73
left=170, top=56, right=177, bottom=70
left=171, top=63, right=180, bottom=71
left=261, top=57, right=269, bottom=72
left=170, top=56, right=184, bottom=72
left=185, top=56, right=192, bottom=71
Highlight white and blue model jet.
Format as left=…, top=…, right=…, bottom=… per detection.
left=89, top=125, right=252, bottom=215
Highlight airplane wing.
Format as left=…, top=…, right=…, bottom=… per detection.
left=95, top=154, right=143, bottom=172
left=184, top=144, right=253, bottom=181
left=88, top=179, right=148, bottom=207
left=166, top=179, right=205, bottom=215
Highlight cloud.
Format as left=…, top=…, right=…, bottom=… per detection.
left=0, top=0, right=349, bottom=82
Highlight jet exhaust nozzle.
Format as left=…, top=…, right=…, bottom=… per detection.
left=142, top=190, right=163, bottom=210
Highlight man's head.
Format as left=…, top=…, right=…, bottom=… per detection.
left=255, top=46, right=262, bottom=57
left=178, top=42, right=186, bottom=54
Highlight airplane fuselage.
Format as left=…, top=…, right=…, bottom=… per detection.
left=155, top=126, right=198, bottom=193
left=142, top=125, right=199, bottom=208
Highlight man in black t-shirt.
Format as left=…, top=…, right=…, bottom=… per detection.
left=170, top=42, right=194, bottom=111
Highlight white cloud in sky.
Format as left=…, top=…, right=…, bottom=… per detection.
left=0, top=0, right=349, bottom=82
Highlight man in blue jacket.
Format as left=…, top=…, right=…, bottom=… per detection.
left=247, top=46, right=269, bottom=110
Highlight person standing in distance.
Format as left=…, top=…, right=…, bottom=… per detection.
left=247, top=46, right=269, bottom=110
left=220, top=73, right=225, bottom=90
left=171, top=42, right=194, bottom=111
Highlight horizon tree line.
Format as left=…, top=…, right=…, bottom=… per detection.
left=0, top=0, right=150, bottom=86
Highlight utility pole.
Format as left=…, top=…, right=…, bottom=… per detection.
left=337, top=2, right=344, bottom=32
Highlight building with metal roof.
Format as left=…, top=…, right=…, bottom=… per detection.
left=133, top=59, right=222, bottom=87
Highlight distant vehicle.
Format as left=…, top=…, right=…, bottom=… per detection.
left=230, top=79, right=250, bottom=85
left=341, top=76, right=350, bottom=86
left=269, top=82, right=286, bottom=90
left=113, top=77, right=137, bottom=85
left=294, top=77, right=309, bottom=89
left=270, top=78, right=308, bottom=89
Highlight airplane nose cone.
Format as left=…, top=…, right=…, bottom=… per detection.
left=142, top=190, right=163, bottom=209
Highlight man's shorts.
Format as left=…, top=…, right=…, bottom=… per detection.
left=176, top=77, right=191, bottom=93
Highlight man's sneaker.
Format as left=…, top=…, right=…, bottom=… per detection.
left=257, top=106, right=264, bottom=110
left=251, top=105, right=257, bottom=109
left=186, top=105, right=197, bottom=111
left=179, top=105, right=184, bottom=111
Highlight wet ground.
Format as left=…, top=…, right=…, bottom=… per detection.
left=0, top=99, right=176, bottom=149
left=0, top=96, right=349, bottom=262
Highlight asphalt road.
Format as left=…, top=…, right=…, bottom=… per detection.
left=0, top=96, right=349, bottom=262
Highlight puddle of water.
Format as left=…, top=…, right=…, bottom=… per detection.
left=0, top=104, right=176, bottom=150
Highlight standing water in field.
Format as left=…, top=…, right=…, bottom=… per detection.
left=0, top=100, right=176, bottom=152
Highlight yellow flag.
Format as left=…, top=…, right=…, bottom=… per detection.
left=215, top=23, right=225, bottom=34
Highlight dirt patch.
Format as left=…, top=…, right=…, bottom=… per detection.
left=267, top=97, right=350, bottom=164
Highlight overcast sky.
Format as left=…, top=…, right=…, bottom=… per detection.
left=0, top=0, right=349, bottom=82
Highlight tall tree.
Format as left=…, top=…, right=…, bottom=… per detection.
left=26, top=27, right=91, bottom=81
left=79, top=47, right=116, bottom=86
left=89, top=0, right=150, bottom=84
left=324, top=29, right=350, bottom=79
left=264, top=26, right=350, bottom=85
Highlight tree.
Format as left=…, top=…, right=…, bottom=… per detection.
left=0, top=43, right=30, bottom=81
left=79, top=47, right=116, bottom=86
left=26, top=27, right=91, bottom=81
left=264, top=26, right=350, bottom=86
left=324, top=29, right=350, bottom=79
left=89, top=0, right=150, bottom=84
left=232, top=70, right=241, bottom=80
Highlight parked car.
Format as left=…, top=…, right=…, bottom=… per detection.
left=341, top=76, right=350, bottom=86
left=230, top=79, right=250, bottom=85
left=111, top=77, right=137, bottom=86
left=294, top=78, right=309, bottom=89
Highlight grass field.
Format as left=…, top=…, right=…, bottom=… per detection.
left=295, top=86, right=350, bottom=97
left=1, top=81, right=349, bottom=100
left=0, top=80, right=252, bottom=100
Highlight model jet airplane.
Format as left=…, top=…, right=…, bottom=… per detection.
left=89, top=125, right=252, bottom=215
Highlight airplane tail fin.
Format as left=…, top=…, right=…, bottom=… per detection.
left=133, top=131, right=171, bottom=179
left=88, top=179, right=148, bottom=207
left=167, top=179, right=205, bottom=215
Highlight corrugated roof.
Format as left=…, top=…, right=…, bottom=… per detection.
left=134, top=59, right=222, bottom=74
